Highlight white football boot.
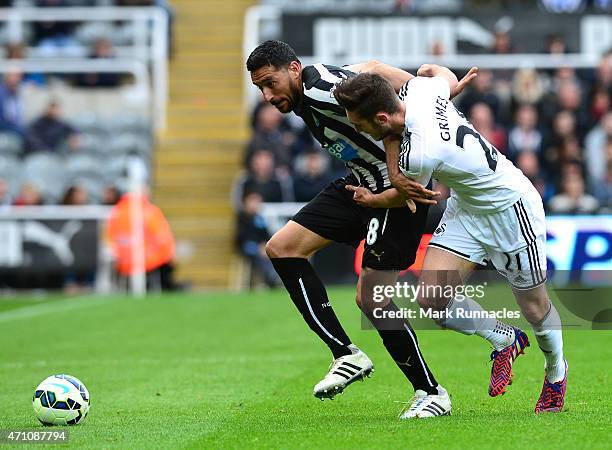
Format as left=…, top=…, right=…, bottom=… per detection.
left=398, top=387, right=452, bottom=419
left=313, top=345, right=373, bottom=399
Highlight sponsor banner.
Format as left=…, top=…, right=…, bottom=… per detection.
left=0, top=218, right=99, bottom=274
left=281, top=12, right=612, bottom=60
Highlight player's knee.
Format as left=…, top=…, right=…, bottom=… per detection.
left=514, top=286, right=551, bottom=324
left=521, top=298, right=550, bottom=324
left=264, top=238, right=279, bottom=258
left=265, top=234, right=292, bottom=258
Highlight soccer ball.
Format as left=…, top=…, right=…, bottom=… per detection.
left=32, top=374, right=90, bottom=426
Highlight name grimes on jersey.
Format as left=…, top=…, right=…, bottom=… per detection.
left=433, top=96, right=451, bottom=142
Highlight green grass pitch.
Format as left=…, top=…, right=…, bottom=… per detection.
left=0, top=288, right=610, bottom=449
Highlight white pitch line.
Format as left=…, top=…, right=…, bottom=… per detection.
left=0, top=295, right=119, bottom=323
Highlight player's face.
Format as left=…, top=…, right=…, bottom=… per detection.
left=250, top=62, right=302, bottom=113
left=346, top=110, right=391, bottom=141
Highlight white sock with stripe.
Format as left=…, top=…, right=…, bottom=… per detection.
left=532, top=303, right=566, bottom=382
left=442, top=298, right=515, bottom=351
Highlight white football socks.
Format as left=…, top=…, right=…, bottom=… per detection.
left=441, top=298, right=515, bottom=351
left=532, top=303, right=566, bottom=383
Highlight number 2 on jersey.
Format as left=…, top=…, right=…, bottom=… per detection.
left=456, top=125, right=498, bottom=172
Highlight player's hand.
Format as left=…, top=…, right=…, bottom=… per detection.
left=345, top=185, right=377, bottom=208
left=451, top=66, right=478, bottom=98
left=390, top=174, right=440, bottom=206
left=405, top=199, right=417, bottom=213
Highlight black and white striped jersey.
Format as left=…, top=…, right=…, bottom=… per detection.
left=294, top=63, right=391, bottom=194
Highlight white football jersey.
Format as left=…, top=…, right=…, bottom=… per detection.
left=398, top=76, right=531, bottom=214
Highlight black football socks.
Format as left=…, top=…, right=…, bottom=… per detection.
left=271, top=257, right=352, bottom=358
left=365, top=301, right=439, bottom=395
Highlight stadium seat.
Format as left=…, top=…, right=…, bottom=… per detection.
left=0, top=154, right=21, bottom=196
left=65, top=153, right=105, bottom=180
left=0, top=132, right=24, bottom=157
left=108, top=132, right=151, bottom=159
left=75, top=22, right=116, bottom=46
left=74, top=132, right=107, bottom=157
left=109, top=115, right=151, bottom=135
left=21, top=153, right=66, bottom=202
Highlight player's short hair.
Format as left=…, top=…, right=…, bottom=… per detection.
left=246, top=40, right=300, bottom=72
left=333, top=73, right=400, bottom=119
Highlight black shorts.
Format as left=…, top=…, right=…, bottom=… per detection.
left=292, top=175, right=428, bottom=271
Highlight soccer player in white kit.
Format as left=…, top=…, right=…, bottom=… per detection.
left=333, top=65, right=567, bottom=413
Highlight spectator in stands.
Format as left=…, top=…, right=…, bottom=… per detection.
left=468, top=102, right=507, bottom=154
left=102, top=184, right=121, bottom=205
left=62, top=183, right=94, bottom=293
left=34, top=0, right=81, bottom=58
left=458, top=69, right=501, bottom=123
left=543, top=110, right=578, bottom=173
left=548, top=166, right=599, bottom=214
left=61, top=184, right=89, bottom=206
left=515, top=151, right=549, bottom=199
left=508, top=104, right=543, bottom=160
left=246, top=101, right=295, bottom=170
left=545, top=34, right=568, bottom=55
left=293, top=149, right=332, bottom=202
left=238, top=149, right=286, bottom=204
left=585, top=112, right=612, bottom=189
left=429, top=41, right=445, bottom=56
left=594, top=49, right=612, bottom=90
left=543, top=80, right=590, bottom=139
left=75, top=39, right=122, bottom=88
left=512, top=68, right=546, bottom=105
left=492, top=29, right=514, bottom=55
left=235, top=190, right=279, bottom=288
left=5, top=43, right=46, bottom=85
left=13, top=183, right=43, bottom=206
left=593, top=159, right=612, bottom=210
left=0, top=70, right=24, bottom=135
left=25, top=101, right=80, bottom=154
left=589, top=85, right=610, bottom=124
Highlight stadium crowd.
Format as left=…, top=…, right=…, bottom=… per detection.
left=0, top=0, right=170, bottom=207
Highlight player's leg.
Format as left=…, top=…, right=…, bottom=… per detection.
left=423, top=216, right=520, bottom=348
left=512, top=284, right=567, bottom=413
left=267, top=220, right=353, bottom=359
left=419, top=245, right=529, bottom=397
left=357, top=205, right=450, bottom=418
left=268, top=177, right=375, bottom=399
left=498, top=194, right=566, bottom=411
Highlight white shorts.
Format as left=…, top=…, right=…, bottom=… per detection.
left=429, top=188, right=547, bottom=290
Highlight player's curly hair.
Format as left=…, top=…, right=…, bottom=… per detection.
left=246, top=40, right=300, bottom=72
left=333, top=73, right=400, bottom=119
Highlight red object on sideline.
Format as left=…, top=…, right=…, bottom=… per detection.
left=107, top=193, right=175, bottom=275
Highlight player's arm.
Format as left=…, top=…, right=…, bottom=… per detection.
left=345, top=60, right=414, bottom=93
left=416, top=64, right=478, bottom=99
left=345, top=185, right=410, bottom=209
left=383, top=134, right=439, bottom=205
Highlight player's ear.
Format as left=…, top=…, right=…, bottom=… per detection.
left=375, top=112, right=389, bottom=125
left=288, top=61, right=301, bottom=78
